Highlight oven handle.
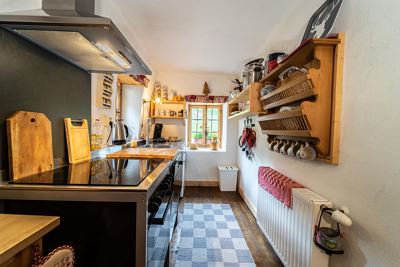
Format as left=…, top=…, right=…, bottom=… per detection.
left=149, top=193, right=173, bottom=225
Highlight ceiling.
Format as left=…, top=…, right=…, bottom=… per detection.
left=0, top=0, right=321, bottom=75
left=96, top=0, right=317, bottom=75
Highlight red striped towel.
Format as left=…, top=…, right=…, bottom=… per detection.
left=258, top=167, right=304, bottom=208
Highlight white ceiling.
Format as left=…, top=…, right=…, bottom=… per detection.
left=96, top=0, right=317, bottom=75
left=0, top=0, right=321, bottom=75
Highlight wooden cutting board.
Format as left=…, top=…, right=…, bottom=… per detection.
left=7, top=111, right=54, bottom=180
left=106, top=148, right=179, bottom=160
left=68, top=161, right=91, bottom=184
left=64, top=118, right=91, bottom=164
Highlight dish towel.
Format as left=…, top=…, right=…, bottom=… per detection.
left=258, top=166, right=304, bottom=208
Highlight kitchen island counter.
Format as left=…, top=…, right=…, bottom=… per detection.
left=0, top=156, right=176, bottom=267
left=0, top=158, right=171, bottom=197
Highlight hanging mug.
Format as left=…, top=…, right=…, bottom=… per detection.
left=299, top=142, right=317, bottom=160
left=281, top=140, right=292, bottom=155
left=288, top=141, right=301, bottom=157
left=267, top=138, right=275, bottom=151
left=270, top=139, right=279, bottom=151
left=273, top=140, right=282, bottom=152
left=296, top=142, right=305, bottom=159
left=272, top=139, right=281, bottom=152
left=279, top=140, right=287, bottom=155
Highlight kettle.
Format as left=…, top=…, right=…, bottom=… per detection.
left=108, top=119, right=129, bottom=145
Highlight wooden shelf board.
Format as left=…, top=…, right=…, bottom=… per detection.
left=258, top=110, right=303, bottom=121
left=151, top=116, right=185, bottom=119
left=263, top=91, right=316, bottom=110
left=157, top=100, right=185, bottom=105
left=117, top=74, right=144, bottom=87
left=262, top=130, right=312, bottom=137
left=228, top=86, right=251, bottom=104
left=260, top=74, right=310, bottom=101
left=228, top=109, right=263, bottom=120
left=259, top=37, right=341, bottom=83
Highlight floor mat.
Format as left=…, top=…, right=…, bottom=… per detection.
left=175, top=203, right=256, bottom=267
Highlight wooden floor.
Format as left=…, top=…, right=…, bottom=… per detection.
left=178, top=186, right=283, bottom=267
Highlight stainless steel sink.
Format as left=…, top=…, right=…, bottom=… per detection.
left=143, top=144, right=172, bottom=148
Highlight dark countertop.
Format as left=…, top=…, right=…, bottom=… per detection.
left=8, top=158, right=165, bottom=187
left=0, top=158, right=170, bottom=191
left=0, top=140, right=183, bottom=202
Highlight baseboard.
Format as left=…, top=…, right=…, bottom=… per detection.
left=238, top=186, right=257, bottom=217
left=185, top=180, right=219, bottom=187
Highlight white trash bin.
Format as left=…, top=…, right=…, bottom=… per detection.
left=218, top=165, right=239, bottom=191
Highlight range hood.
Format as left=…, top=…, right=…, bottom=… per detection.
left=0, top=0, right=152, bottom=74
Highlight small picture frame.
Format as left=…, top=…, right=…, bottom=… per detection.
left=302, top=0, right=343, bottom=42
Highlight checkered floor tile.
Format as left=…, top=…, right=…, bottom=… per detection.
left=175, top=203, right=256, bottom=267
left=148, top=218, right=170, bottom=267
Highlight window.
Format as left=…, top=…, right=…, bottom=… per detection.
left=188, top=104, right=223, bottom=148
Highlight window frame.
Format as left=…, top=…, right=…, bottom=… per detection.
left=187, top=104, right=223, bottom=148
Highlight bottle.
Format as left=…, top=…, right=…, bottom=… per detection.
left=210, top=136, right=218, bottom=150
left=91, top=119, right=103, bottom=150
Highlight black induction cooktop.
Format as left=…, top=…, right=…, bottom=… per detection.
left=9, top=158, right=164, bottom=186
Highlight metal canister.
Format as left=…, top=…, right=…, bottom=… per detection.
left=243, top=58, right=264, bottom=87
left=242, top=70, right=251, bottom=88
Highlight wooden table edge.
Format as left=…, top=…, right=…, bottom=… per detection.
left=0, top=215, right=60, bottom=265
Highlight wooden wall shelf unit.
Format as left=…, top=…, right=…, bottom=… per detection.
left=228, top=82, right=264, bottom=120
left=150, top=100, right=186, bottom=119
left=257, top=33, right=345, bottom=164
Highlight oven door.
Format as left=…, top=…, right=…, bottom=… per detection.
left=174, top=153, right=184, bottom=198
left=171, top=157, right=183, bottom=232
left=171, top=179, right=180, bottom=233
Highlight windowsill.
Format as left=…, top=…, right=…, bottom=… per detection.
left=185, top=147, right=226, bottom=153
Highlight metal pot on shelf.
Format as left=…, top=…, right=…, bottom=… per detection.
left=242, top=58, right=264, bottom=88
left=242, top=70, right=251, bottom=89
left=250, top=66, right=264, bottom=82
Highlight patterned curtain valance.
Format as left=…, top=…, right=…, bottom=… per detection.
left=185, top=95, right=228, bottom=103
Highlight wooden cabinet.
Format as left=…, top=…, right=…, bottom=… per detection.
left=257, top=33, right=345, bottom=164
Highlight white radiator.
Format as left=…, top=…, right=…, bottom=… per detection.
left=257, top=187, right=331, bottom=267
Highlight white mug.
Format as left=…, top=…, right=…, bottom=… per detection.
left=299, top=142, right=316, bottom=160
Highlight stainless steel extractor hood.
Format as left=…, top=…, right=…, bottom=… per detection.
left=0, top=0, right=152, bottom=74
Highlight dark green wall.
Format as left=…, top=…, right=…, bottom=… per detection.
left=0, top=27, right=91, bottom=173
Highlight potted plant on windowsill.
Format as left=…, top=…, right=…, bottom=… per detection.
left=210, top=137, right=218, bottom=151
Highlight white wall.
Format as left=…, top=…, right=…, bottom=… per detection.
left=0, top=0, right=41, bottom=12
left=237, top=1, right=400, bottom=267
left=121, top=84, right=144, bottom=139
left=157, top=71, right=239, bottom=181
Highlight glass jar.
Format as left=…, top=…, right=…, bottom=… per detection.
left=91, top=119, right=103, bottom=150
